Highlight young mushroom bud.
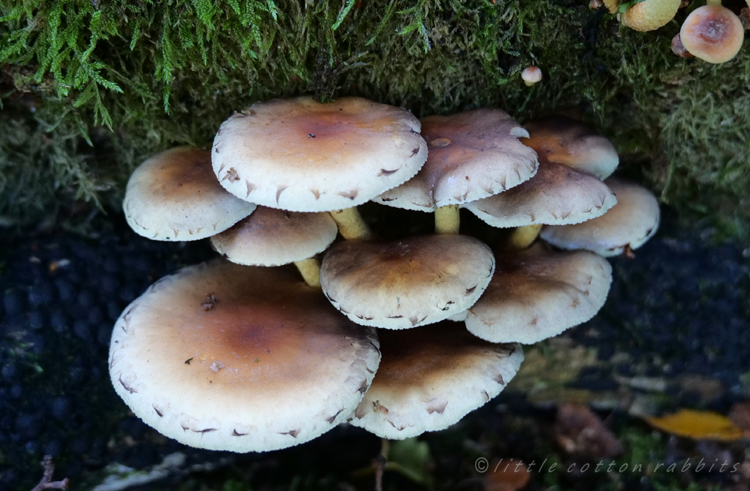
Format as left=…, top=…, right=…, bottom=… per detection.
left=671, top=33, right=695, bottom=58
left=521, top=66, right=543, bottom=87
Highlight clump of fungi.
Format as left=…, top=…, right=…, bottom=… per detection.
left=598, top=0, right=746, bottom=64
left=110, top=97, right=661, bottom=459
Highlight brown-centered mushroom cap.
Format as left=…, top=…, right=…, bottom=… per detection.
left=211, top=207, right=338, bottom=267
left=348, top=322, right=523, bottom=439
left=523, top=117, right=619, bottom=179
left=541, top=177, right=660, bottom=257
left=320, top=235, right=495, bottom=329
left=373, top=109, right=538, bottom=211
left=680, top=5, right=744, bottom=64
left=109, top=261, right=381, bottom=453
left=212, top=96, right=427, bottom=212
left=462, top=244, right=612, bottom=344
left=124, top=147, right=256, bottom=241
left=463, top=161, right=617, bottom=228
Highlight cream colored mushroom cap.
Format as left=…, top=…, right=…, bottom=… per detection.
left=541, top=178, right=660, bottom=256
left=109, top=261, right=381, bottom=453
left=348, top=322, right=523, bottom=439
left=320, top=235, right=495, bottom=329
left=123, top=147, right=256, bottom=241
left=680, top=5, right=744, bottom=64
left=464, top=244, right=612, bottom=344
left=211, top=207, right=338, bottom=266
left=523, top=117, right=619, bottom=180
left=463, top=161, right=617, bottom=228
left=212, top=96, right=427, bottom=212
left=373, top=109, right=538, bottom=211
left=620, top=0, right=681, bottom=32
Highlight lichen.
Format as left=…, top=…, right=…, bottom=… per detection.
left=0, top=0, right=748, bottom=238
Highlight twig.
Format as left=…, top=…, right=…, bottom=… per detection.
left=30, top=455, right=69, bottom=491
left=374, top=439, right=390, bottom=491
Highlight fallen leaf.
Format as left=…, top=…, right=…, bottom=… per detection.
left=484, top=459, right=530, bottom=491
left=643, top=409, right=746, bottom=441
left=554, top=403, right=623, bottom=458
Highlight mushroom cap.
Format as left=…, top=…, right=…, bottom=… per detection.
left=620, top=0, right=681, bottom=32
left=109, top=261, right=381, bottom=453
left=523, top=117, right=619, bottom=179
left=123, top=147, right=256, bottom=241
left=320, top=235, right=495, bottom=329
left=521, top=66, right=543, bottom=85
left=210, top=207, right=338, bottom=266
left=680, top=5, right=744, bottom=64
left=212, top=96, right=427, bottom=212
left=348, top=322, right=523, bottom=439
left=373, top=109, right=538, bottom=211
left=464, top=244, right=612, bottom=344
left=463, top=161, right=617, bottom=228
left=541, top=178, right=660, bottom=257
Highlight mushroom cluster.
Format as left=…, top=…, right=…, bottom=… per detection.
left=600, top=0, right=746, bottom=64
left=110, top=97, right=661, bottom=453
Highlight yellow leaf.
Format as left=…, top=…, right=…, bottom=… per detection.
left=643, top=409, right=747, bottom=441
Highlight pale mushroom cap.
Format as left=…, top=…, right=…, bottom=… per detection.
left=211, top=207, right=338, bottom=266
left=620, top=0, right=681, bottom=32
left=320, top=235, right=495, bottom=329
left=541, top=178, right=661, bottom=257
left=348, top=322, right=523, bottom=439
left=123, top=147, right=256, bottom=241
left=463, top=161, right=617, bottom=228
left=464, top=244, right=612, bottom=344
left=521, top=66, right=543, bottom=85
left=109, top=261, right=381, bottom=453
left=212, top=96, right=427, bottom=212
left=373, top=109, right=538, bottom=211
left=680, top=5, right=744, bottom=64
left=523, top=117, right=619, bottom=179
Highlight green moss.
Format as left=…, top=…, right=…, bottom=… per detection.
left=0, top=0, right=749, bottom=237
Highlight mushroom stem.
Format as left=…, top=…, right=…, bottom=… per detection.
left=434, top=205, right=460, bottom=234
left=294, top=257, right=322, bottom=288
left=330, top=208, right=373, bottom=240
left=706, top=0, right=721, bottom=5
left=503, top=224, right=543, bottom=252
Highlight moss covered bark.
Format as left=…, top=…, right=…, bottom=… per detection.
left=0, top=0, right=748, bottom=237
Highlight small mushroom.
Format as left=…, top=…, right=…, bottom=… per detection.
left=620, top=0, right=682, bottom=32
left=349, top=322, right=523, bottom=439
left=109, top=261, right=381, bottom=452
left=679, top=4, right=744, bottom=64
left=461, top=243, right=612, bottom=344
left=521, top=66, right=543, bottom=86
left=540, top=177, right=661, bottom=257
left=320, top=235, right=495, bottom=329
left=123, top=147, right=255, bottom=241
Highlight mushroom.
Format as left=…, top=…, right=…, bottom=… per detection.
left=373, top=109, right=538, bottom=235
left=210, top=206, right=338, bottom=287
left=679, top=4, right=744, bottom=64
left=620, top=0, right=682, bottom=31
left=109, top=260, right=381, bottom=452
left=320, top=235, right=495, bottom=329
left=123, top=147, right=255, bottom=241
left=348, top=322, right=523, bottom=439
left=521, top=66, right=543, bottom=87
left=211, top=96, right=427, bottom=213
left=522, top=117, right=619, bottom=180
left=459, top=243, right=612, bottom=344
left=540, top=177, right=661, bottom=257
